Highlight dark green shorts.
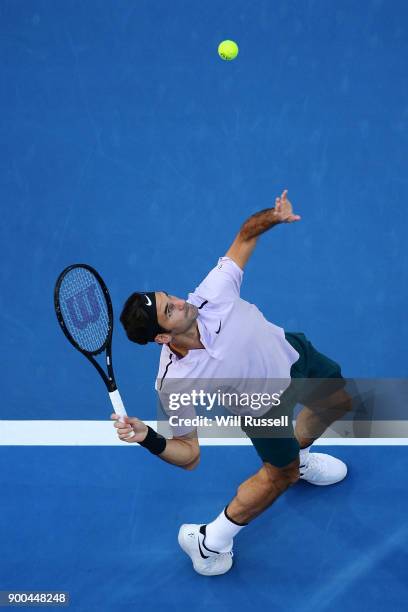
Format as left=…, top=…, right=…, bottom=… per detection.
left=244, top=331, right=345, bottom=468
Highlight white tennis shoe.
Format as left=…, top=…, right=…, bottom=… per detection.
left=299, top=452, right=348, bottom=485
left=178, top=524, right=233, bottom=576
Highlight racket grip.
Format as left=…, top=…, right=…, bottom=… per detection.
left=109, top=389, right=127, bottom=420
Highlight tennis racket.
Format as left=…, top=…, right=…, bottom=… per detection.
left=54, top=263, right=127, bottom=421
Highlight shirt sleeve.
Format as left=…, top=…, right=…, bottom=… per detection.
left=191, top=257, right=243, bottom=303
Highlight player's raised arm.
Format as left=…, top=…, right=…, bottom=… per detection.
left=225, top=189, right=301, bottom=270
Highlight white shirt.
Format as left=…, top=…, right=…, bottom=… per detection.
left=155, top=257, right=300, bottom=436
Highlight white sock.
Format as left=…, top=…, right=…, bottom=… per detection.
left=204, top=507, right=247, bottom=553
left=299, top=445, right=312, bottom=466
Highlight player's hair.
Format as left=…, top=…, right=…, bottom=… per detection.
left=120, top=293, right=167, bottom=345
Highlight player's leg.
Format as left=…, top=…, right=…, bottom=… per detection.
left=285, top=332, right=352, bottom=484
left=287, top=332, right=352, bottom=446
left=295, top=386, right=353, bottom=449
left=225, top=455, right=300, bottom=524
left=178, top=401, right=300, bottom=576
left=178, top=445, right=300, bottom=576
left=202, top=420, right=301, bottom=552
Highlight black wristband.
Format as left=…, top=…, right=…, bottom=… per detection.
left=138, top=426, right=167, bottom=455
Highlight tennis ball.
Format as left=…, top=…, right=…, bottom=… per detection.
left=218, top=40, right=239, bottom=61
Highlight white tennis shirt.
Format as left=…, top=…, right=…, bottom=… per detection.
left=155, top=257, right=300, bottom=435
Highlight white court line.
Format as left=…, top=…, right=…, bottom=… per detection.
left=0, top=421, right=407, bottom=446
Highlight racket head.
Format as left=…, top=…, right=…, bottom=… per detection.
left=54, top=264, right=113, bottom=356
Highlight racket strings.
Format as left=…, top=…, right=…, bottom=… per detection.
left=58, top=267, right=110, bottom=353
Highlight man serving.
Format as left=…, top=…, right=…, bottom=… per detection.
left=113, top=190, right=352, bottom=576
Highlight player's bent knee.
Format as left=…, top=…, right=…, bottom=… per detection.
left=341, top=391, right=353, bottom=410
left=328, top=389, right=353, bottom=412
left=260, top=457, right=300, bottom=488
left=309, top=388, right=353, bottom=412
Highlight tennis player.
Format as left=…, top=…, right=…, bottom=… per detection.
left=112, top=190, right=352, bottom=576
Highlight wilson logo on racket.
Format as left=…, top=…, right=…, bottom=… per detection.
left=65, top=284, right=100, bottom=330
left=54, top=263, right=129, bottom=423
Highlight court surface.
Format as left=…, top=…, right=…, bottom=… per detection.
left=1, top=1, right=407, bottom=610
left=1, top=445, right=407, bottom=611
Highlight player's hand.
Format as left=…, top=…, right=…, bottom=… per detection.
left=272, top=190, right=301, bottom=224
left=111, top=414, right=149, bottom=443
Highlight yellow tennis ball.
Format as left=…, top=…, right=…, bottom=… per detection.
left=218, top=40, right=239, bottom=61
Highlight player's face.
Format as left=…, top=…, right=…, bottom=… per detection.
left=155, top=291, right=198, bottom=334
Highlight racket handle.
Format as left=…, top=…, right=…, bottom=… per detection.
left=109, top=388, right=136, bottom=440
left=109, top=389, right=127, bottom=420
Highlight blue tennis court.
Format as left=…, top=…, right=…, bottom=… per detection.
left=1, top=1, right=407, bottom=610
left=1, top=446, right=407, bottom=610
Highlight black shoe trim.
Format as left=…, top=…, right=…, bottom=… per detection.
left=197, top=536, right=210, bottom=559
left=199, top=525, right=219, bottom=555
